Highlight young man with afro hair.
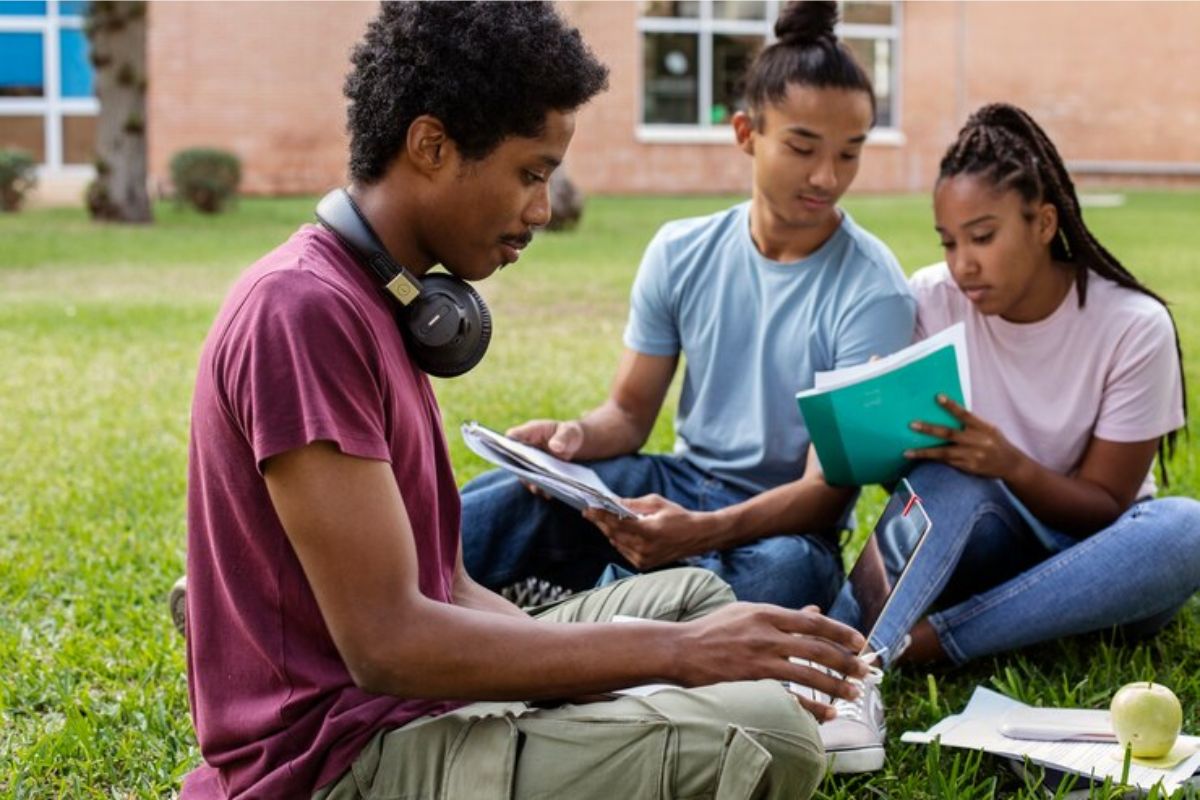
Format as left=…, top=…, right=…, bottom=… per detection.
left=181, top=3, right=867, bottom=799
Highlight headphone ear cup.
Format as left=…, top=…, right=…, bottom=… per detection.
left=401, top=273, right=491, bottom=378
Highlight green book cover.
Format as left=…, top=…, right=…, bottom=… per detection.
left=796, top=343, right=967, bottom=487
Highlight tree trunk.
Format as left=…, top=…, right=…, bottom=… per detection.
left=85, top=1, right=152, bottom=223
left=546, top=168, right=584, bottom=232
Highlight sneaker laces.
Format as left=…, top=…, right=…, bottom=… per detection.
left=832, top=662, right=884, bottom=722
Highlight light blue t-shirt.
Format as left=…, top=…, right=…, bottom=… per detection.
left=624, top=202, right=915, bottom=494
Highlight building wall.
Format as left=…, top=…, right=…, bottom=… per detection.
left=562, top=0, right=1200, bottom=195
left=145, top=1, right=1200, bottom=197
left=146, top=1, right=373, bottom=196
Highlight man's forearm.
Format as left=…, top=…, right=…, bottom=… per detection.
left=1003, top=457, right=1124, bottom=536
left=707, top=478, right=855, bottom=551
left=453, top=571, right=529, bottom=619
left=355, top=598, right=682, bottom=700
left=573, top=400, right=653, bottom=460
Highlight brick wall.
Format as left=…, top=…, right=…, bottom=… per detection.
left=146, top=1, right=1200, bottom=197
left=146, top=1, right=373, bottom=196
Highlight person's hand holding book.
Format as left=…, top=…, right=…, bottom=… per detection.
left=506, top=418, right=587, bottom=461
left=584, top=495, right=714, bottom=569
left=505, top=418, right=586, bottom=499
left=905, top=394, right=1027, bottom=481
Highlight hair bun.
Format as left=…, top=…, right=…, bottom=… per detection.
left=969, top=102, right=1022, bottom=130
left=774, top=1, right=838, bottom=47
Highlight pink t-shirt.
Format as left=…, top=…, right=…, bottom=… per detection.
left=910, top=263, right=1184, bottom=499
left=182, top=226, right=464, bottom=798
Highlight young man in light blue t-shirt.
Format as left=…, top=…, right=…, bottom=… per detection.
left=462, top=18, right=914, bottom=616
left=463, top=201, right=912, bottom=607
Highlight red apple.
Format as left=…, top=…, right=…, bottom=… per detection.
left=1109, top=682, right=1182, bottom=759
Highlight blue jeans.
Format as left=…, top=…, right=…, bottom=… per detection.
left=460, top=455, right=843, bottom=610
left=874, top=461, right=1200, bottom=665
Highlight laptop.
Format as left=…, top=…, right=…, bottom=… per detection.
left=827, top=477, right=933, bottom=664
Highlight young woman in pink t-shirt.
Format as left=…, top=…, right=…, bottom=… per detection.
left=881, top=103, right=1200, bottom=665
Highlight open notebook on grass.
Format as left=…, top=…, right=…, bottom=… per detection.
left=903, top=687, right=1200, bottom=794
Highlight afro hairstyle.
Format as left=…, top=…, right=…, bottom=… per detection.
left=344, top=1, right=609, bottom=183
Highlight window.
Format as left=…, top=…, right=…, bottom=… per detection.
left=0, top=1, right=97, bottom=171
left=638, top=0, right=900, bottom=140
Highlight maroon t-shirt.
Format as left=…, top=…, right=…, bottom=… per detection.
left=182, top=226, right=464, bottom=798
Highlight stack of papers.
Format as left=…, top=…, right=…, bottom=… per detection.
left=461, top=421, right=636, bottom=518
left=902, top=687, right=1200, bottom=794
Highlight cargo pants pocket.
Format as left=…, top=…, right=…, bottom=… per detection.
left=713, top=726, right=773, bottom=800
left=314, top=706, right=524, bottom=800
left=512, top=714, right=674, bottom=800
left=441, top=714, right=521, bottom=800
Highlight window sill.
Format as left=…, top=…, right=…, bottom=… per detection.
left=0, top=97, right=99, bottom=114
left=35, top=163, right=96, bottom=178
left=635, top=124, right=906, bottom=147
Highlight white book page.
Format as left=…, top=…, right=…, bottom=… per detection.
left=806, top=322, right=972, bottom=409
left=464, top=422, right=623, bottom=500
left=461, top=423, right=637, bottom=518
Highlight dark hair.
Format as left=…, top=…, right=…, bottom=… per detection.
left=742, top=1, right=875, bottom=124
left=938, top=102, right=1188, bottom=480
left=344, top=2, right=609, bottom=183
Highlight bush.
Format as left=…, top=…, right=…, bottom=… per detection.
left=169, top=147, right=241, bottom=213
left=0, top=148, right=38, bottom=212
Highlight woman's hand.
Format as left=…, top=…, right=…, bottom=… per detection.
left=905, top=394, right=1030, bottom=481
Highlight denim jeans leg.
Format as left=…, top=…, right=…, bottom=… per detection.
left=929, top=495, right=1200, bottom=664
left=685, top=535, right=842, bottom=610
left=870, top=462, right=1038, bottom=666
left=457, top=465, right=618, bottom=591
left=460, top=455, right=690, bottom=591
left=463, top=454, right=852, bottom=611
left=676, top=475, right=843, bottom=611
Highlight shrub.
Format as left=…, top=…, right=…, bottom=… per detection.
left=169, top=147, right=241, bottom=213
left=0, top=148, right=38, bottom=212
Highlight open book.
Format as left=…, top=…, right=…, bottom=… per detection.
left=903, top=687, right=1200, bottom=795
left=796, top=323, right=972, bottom=487
left=461, top=421, right=637, bottom=518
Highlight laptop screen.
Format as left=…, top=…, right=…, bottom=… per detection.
left=828, top=477, right=932, bottom=661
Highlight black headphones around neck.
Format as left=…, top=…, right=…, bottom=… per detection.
left=315, top=188, right=491, bottom=378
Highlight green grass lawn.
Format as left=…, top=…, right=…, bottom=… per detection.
left=1, top=192, right=1198, bottom=798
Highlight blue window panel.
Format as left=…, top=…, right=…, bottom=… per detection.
left=59, top=28, right=93, bottom=97
left=59, top=1, right=90, bottom=17
left=0, top=2, right=47, bottom=16
left=0, top=32, right=44, bottom=97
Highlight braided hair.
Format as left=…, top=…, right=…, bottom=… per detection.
left=743, top=1, right=875, bottom=125
left=939, top=103, right=1187, bottom=481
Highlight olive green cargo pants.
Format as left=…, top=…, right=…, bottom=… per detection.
left=314, top=568, right=824, bottom=800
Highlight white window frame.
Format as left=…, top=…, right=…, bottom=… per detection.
left=0, top=0, right=99, bottom=176
left=636, top=0, right=903, bottom=146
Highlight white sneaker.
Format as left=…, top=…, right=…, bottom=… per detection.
left=820, top=666, right=886, bottom=774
